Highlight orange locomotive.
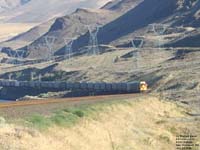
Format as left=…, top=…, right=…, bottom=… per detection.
left=139, top=81, right=148, bottom=92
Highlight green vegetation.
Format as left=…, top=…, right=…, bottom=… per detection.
left=26, top=100, right=128, bottom=130
left=27, top=114, right=52, bottom=130
left=14, top=72, right=23, bottom=79
left=168, top=127, right=177, bottom=135
left=26, top=108, right=85, bottom=130
left=155, top=120, right=166, bottom=125
left=42, top=71, right=68, bottom=81
left=159, top=135, right=170, bottom=144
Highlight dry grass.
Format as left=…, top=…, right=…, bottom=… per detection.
left=0, top=96, right=199, bottom=150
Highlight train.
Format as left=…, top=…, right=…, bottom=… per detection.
left=0, top=80, right=148, bottom=93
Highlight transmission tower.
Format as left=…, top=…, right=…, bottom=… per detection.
left=150, top=23, right=168, bottom=49
left=131, top=37, right=144, bottom=69
left=64, top=38, right=75, bottom=60
left=30, top=72, right=36, bottom=81
left=8, top=74, right=12, bottom=81
left=15, top=50, right=25, bottom=60
left=44, top=36, right=56, bottom=61
left=38, top=74, right=42, bottom=82
left=87, top=24, right=101, bottom=55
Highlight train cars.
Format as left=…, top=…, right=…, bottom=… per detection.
left=0, top=80, right=148, bottom=93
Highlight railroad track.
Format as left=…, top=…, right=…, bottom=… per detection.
left=0, top=94, right=140, bottom=108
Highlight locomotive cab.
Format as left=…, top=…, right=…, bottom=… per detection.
left=140, top=81, right=148, bottom=92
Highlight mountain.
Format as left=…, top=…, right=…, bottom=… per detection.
left=11, top=0, right=143, bottom=58
left=1, top=0, right=200, bottom=116
left=2, top=0, right=200, bottom=57
left=166, top=0, right=200, bottom=27
left=72, top=0, right=178, bottom=50
left=164, top=0, right=200, bottom=47
left=72, top=0, right=200, bottom=50
left=0, top=0, right=111, bottom=23
left=25, top=8, right=119, bottom=59
left=102, top=0, right=143, bottom=13
left=0, top=0, right=112, bottom=48
left=0, top=19, right=55, bottom=49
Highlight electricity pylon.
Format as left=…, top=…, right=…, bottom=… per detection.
left=8, top=73, right=12, bottom=81
left=31, top=72, right=36, bottom=81
left=6, top=49, right=25, bottom=64
left=131, top=37, right=144, bottom=69
left=38, top=74, right=42, bottom=82
left=44, top=36, right=56, bottom=61
left=65, top=38, right=75, bottom=60
left=87, top=24, right=101, bottom=55
left=150, top=23, right=168, bottom=49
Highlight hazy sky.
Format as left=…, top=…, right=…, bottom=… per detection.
left=68, top=0, right=111, bottom=9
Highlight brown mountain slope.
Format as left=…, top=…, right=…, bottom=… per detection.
left=5, top=0, right=143, bottom=58
left=72, top=0, right=178, bottom=51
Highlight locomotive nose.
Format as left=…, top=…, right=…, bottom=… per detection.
left=140, top=81, right=148, bottom=92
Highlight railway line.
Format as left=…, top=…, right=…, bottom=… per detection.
left=0, top=93, right=140, bottom=109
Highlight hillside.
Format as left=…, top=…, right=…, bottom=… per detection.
left=0, top=0, right=111, bottom=23
left=0, top=96, right=199, bottom=150
left=102, top=0, right=143, bottom=13
left=73, top=0, right=178, bottom=50
left=0, top=0, right=200, bottom=149
left=0, top=0, right=112, bottom=47
left=0, top=19, right=55, bottom=49
left=18, top=0, right=200, bottom=58
left=0, top=1, right=199, bottom=110
left=22, top=8, right=119, bottom=59
left=0, top=23, right=35, bottom=43
left=8, top=0, right=144, bottom=57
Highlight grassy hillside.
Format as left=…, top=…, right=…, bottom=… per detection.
left=0, top=96, right=199, bottom=150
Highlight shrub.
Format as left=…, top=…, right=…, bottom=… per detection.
left=73, top=110, right=84, bottom=118
left=27, top=114, right=51, bottom=130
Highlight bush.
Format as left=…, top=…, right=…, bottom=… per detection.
left=73, top=110, right=84, bottom=118
left=27, top=114, right=51, bottom=130
left=159, top=135, right=170, bottom=143
left=51, top=113, right=78, bottom=127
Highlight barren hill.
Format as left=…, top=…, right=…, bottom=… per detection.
left=102, top=0, right=143, bottom=13
left=8, top=0, right=145, bottom=58
left=0, top=19, right=55, bottom=49
left=0, top=0, right=111, bottom=23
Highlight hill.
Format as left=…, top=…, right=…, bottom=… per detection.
left=14, top=0, right=200, bottom=58
left=7, top=0, right=143, bottom=57
left=0, top=0, right=112, bottom=47
left=0, top=0, right=111, bottom=23
left=0, top=96, right=199, bottom=150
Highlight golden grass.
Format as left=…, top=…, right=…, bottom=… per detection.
left=0, top=96, right=199, bottom=150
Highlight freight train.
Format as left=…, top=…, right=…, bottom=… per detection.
left=0, top=80, right=148, bottom=93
